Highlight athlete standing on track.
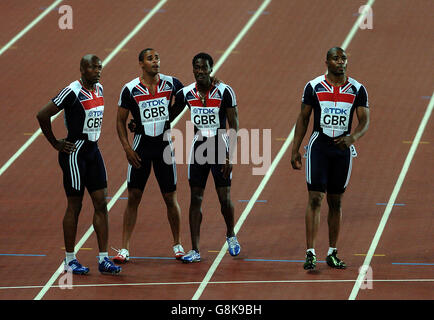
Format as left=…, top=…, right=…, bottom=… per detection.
left=114, top=48, right=185, bottom=263
left=291, top=47, right=370, bottom=270
left=172, top=52, right=240, bottom=263
left=36, top=54, right=121, bottom=275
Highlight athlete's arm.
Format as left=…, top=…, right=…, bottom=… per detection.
left=36, top=101, right=76, bottom=153
left=291, top=102, right=312, bottom=170
left=222, top=106, right=239, bottom=178
left=226, top=106, right=239, bottom=161
left=116, top=106, right=142, bottom=168
left=334, top=106, right=370, bottom=147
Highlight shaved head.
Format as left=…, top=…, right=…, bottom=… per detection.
left=79, top=54, right=102, bottom=88
left=80, top=54, right=101, bottom=69
left=326, top=47, right=345, bottom=61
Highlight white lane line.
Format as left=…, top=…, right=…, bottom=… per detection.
left=5, top=278, right=434, bottom=290
left=0, top=0, right=168, bottom=177
left=192, top=128, right=294, bottom=300
left=33, top=0, right=167, bottom=300
left=191, top=0, right=376, bottom=300
left=0, top=0, right=64, bottom=177
left=191, top=0, right=273, bottom=300
left=101, top=0, right=167, bottom=67
left=349, top=92, right=434, bottom=300
left=0, top=0, right=64, bottom=56
left=172, top=0, right=272, bottom=125
left=0, top=129, right=43, bottom=176
left=341, top=0, right=375, bottom=50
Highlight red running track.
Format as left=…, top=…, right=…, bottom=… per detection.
left=0, top=0, right=432, bottom=307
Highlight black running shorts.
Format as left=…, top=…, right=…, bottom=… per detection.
left=305, top=131, right=354, bottom=194
left=188, top=134, right=231, bottom=189
left=58, top=140, right=107, bottom=197
left=127, top=133, right=177, bottom=194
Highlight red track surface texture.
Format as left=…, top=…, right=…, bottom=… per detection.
left=0, top=0, right=433, bottom=306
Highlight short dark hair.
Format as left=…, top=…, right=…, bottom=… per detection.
left=192, top=52, right=213, bottom=68
left=326, top=47, right=345, bottom=60
left=138, top=48, right=154, bottom=62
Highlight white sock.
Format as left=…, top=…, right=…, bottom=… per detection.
left=306, top=248, right=316, bottom=256
left=328, top=247, right=337, bottom=255
left=65, top=252, right=76, bottom=264
left=98, top=252, right=108, bottom=263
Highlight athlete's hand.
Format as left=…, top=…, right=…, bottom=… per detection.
left=125, top=146, right=141, bottom=168
left=221, top=159, right=232, bottom=179
left=334, top=135, right=355, bottom=150
left=291, top=152, right=302, bottom=170
left=54, top=139, right=76, bottom=154
left=127, top=119, right=137, bottom=133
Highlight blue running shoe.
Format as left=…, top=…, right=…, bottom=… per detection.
left=64, top=259, right=89, bottom=275
left=227, top=236, right=241, bottom=256
left=180, top=250, right=201, bottom=263
left=98, top=257, right=122, bottom=274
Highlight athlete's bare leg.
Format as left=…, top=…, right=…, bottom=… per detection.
left=327, top=193, right=343, bottom=248
left=216, top=186, right=235, bottom=238
left=121, top=188, right=143, bottom=251
left=305, top=191, right=325, bottom=249
left=189, top=186, right=204, bottom=252
left=63, top=195, right=83, bottom=253
left=90, top=188, right=109, bottom=252
left=162, top=191, right=182, bottom=245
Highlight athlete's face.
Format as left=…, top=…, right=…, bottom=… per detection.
left=326, top=49, right=347, bottom=75
left=81, top=58, right=102, bottom=85
left=140, top=50, right=160, bottom=75
left=193, top=58, right=212, bottom=86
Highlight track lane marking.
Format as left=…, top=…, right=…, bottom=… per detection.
left=171, top=0, right=272, bottom=125
left=349, top=91, right=434, bottom=300
left=191, top=0, right=276, bottom=300
left=5, top=278, right=434, bottom=291
left=0, top=0, right=64, bottom=56
left=0, top=0, right=169, bottom=177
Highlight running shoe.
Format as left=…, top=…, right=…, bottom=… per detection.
left=64, top=259, right=89, bottom=275
left=112, top=247, right=129, bottom=264
left=303, top=251, right=317, bottom=270
left=226, top=236, right=241, bottom=256
left=173, top=244, right=185, bottom=260
left=98, top=257, right=122, bottom=274
left=180, top=250, right=201, bottom=263
left=326, top=249, right=346, bottom=269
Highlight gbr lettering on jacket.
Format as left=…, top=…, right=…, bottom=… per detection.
left=191, top=106, right=220, bottom=131
left=320, top=101, right=351, bottom=135
left=138, top=97, right=169, bottom=124
left=83, top=106, right=104, bottom=141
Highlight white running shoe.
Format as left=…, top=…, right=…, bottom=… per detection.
left=173, top=244, right=185, bottom=260
left=112, top=248, right=129, bottom=264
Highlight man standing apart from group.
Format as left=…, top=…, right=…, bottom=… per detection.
left=37, top=54, right=121, bottom=275
left=291, top=47, right=370, bottom=270
left=114, top=48, right=185, bottom=263
left=171, top=52, right=240, bottom=263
